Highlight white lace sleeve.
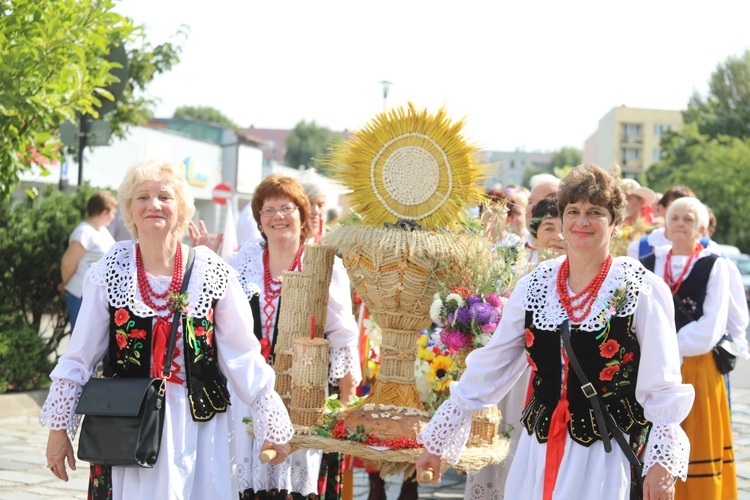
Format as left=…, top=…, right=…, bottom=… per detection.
left=417, top=398, right=473, bottom=465
left=642, top=421, right=691, bottom=480
left=38, top=378, right=83, bottom=441
left=250, top=389, right=295, bottom=446
left=328, top=346, right=362, bottom=386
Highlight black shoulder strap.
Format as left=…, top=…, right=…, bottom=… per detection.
left=249, top=293, right=263, bottom=342
left=561, top=320, right=643, bottom=482
left=163, top=246, right=195, bottom=379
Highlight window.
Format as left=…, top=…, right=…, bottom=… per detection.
left=652, top=148, right=661, bottom=162
left=623, top=123, right=642, bottom=141
left=621, top=148, right=640, bottom=162
left=653, top=124, right=671, bottom=136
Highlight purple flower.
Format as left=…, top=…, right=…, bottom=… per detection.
left=440, top=329, right=472, bottom=351
left=466, top=295, right=483, bottom=307
left=447, top=312, right=455, bottom=323
left=471, top=302, right=494, bottom=324
left=456, top=306, right=473, bottom=323
left=484, top=293, right=501, bottom=308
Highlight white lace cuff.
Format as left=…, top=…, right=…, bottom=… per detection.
left=328, top=346, right=362, bottom=386
left=39, top=378, right=83, bottom=441
left=250, top=389, right=295, bottom=446
left=642, top=421, right=691, bottom=481
left=416, top=397, right=472, bottom=465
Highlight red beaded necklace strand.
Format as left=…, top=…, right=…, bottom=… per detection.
left=556, top=255, right=613, bottom=323
left=260, top=245, right=304, bottom=357
left=136, top=242, right=183, bottom=313
left=664, top=243, right=702, bottom=296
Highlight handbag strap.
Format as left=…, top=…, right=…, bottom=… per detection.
left=561, top=320, right=643, bottom=481
left=162, top=246, right=195, bottom=379
left=560, top=320, right=612, bottom=454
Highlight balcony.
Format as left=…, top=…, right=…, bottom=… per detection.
left=620, top=135, right=643, bottom=145
left=621, top=159, right=643, bottom=172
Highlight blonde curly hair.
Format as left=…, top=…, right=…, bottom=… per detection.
left=118, top=160, right=195, bottom=238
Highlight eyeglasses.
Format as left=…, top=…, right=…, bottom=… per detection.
left=260, top=205, right=297, bottom=218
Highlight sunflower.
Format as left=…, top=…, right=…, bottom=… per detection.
left=429, top=354, right=457, bottom=392
left=327, top=103, right=486, bottom=229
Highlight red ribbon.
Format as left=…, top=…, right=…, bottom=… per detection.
left=151, top=318, right=170, bottom=378
left=259, top=336, right=271, bottom=362
left=543, top=352, right=570, bottom=500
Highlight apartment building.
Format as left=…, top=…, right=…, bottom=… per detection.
left=583, top=106, right=683, bottom=176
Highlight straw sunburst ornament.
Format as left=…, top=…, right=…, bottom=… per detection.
left=329, top=103, right=485, bottom=229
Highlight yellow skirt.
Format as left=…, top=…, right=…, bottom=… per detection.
left=674, top=352, right=737, bottom=500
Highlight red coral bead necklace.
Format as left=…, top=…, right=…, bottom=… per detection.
left=136, top=242, right=183, bottom=313
left=664, top=243, right=702, bottom=296
left=557, top=254, right=613, bottom=323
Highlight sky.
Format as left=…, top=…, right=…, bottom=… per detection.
left=116, top=0, right=750, bottom=153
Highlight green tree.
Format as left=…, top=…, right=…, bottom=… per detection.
left=173, top=105, right=238, bottom=128
left=549, top=146, right=582, bottom=169
left=646, top=130, right=750, bottom=251
left=0, top=0, right=184, bottom=199
left=285, top=120, right=342, bottom=174
left=684, top=50, right=750, bottom=140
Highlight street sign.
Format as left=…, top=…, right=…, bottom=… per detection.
left=212, top=183, right=232, bottom=205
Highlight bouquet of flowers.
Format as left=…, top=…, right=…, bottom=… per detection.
left=414, top=329, right=459, bottom=413
left=429, top=287, right=509, bottom=351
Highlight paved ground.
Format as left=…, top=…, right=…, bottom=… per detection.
left=2, top=361, right=750, bottom=499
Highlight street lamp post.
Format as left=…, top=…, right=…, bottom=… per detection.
left=378, top=80, right=393, bottom=111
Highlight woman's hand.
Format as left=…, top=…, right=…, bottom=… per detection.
left=188, top=220, right=223, bottom=253
left=46, top=429, right=76, bottom=482
left=338, top=372, right=357, bottom=406
left=643, top=463, right=675, bottom=500
left=415, top=450, right=442, bottom=484
left=260, top=440, right=291, bottom=465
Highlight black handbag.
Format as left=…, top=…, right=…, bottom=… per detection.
left=712, top=333, right=738, bottom=375
left=75, top=247, right=195, bottom=467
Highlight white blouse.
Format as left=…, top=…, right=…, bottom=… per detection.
left=651, top=246, right=731, bottom=357
left=225, top=240, right=361, bottom=385
left=224, top=240, right=361, bottom=496
left=419, top=256, right=695, bottom=500
left=39, top=242, right=294, bottom=499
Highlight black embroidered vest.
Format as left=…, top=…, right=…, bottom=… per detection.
left=521, top=310, right=648, bottom=446
left=641, top=253, right=717, bottom=330
left=103, top=304, right=231, bottom=422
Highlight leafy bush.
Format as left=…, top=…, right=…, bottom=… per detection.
left=0, top=184, right=101, bottom=390
left=0, top=314, right=53, bottom=393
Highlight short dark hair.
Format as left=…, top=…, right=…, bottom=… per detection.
left=251, top=174, right=311, bottom=244
left=529, top=198, right=559, bottom=238
left=87, top=190, right=117, bottom=217
left=658, top=185, right=696, bottom=208
left=556, top=164, right=625, bottom=225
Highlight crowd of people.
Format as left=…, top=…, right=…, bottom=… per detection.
left=40, top=160, right=747, bottom=500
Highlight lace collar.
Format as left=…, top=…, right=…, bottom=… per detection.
left=522, top=255, right=653, bottom=332
left=225, top=241, right=264, bottom=300
left=88, top=241, right=231, bottom=318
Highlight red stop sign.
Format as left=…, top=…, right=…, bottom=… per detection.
left=212, top=183, right=232, bottom=205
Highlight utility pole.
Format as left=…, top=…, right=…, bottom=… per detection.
left=379, top=80, right=393, bottom=111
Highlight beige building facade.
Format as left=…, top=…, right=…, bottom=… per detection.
left=583, top=106, right=683, bottom=176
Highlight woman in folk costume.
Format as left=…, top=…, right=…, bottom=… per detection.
left=417, top=164, right=694, bottom=500
left=41, top=160, right=293, bottom=499
left=465, top=196, right=566, bottom=499
left=640, top=197, right=736, bottom=500
left=194, top=174, right=361, bottom=499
